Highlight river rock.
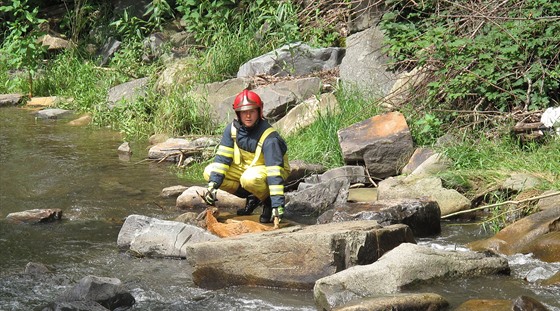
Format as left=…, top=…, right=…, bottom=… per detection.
left=160, top=185, right=188, bottom=198
left=317, top=197, right=441, bottom=237
left=0, top=93, right=23, bottom=107
left=107, top=77, right=149, bottom=109
left=313, top=243, right=510, bottom=310
left=41, top=301, right=108, bottom=311
left=6, top=208, right=63, bottom=224
left=117, top=214, right=219, bottom=258
left=319, top=165, right=367, bottom=185
left=24, top=262, right=51, bottom=274
left=400, top=147, right=435, bottom=175
left=35, top=108, right=73, bottom=119
left=186, top=221, right=415, bottom=290
left=377, top=175, right=471, bottom=216
left=273, top=92, right=340, bottom=136
left=339, top=26, right=397, bottom=96
left=542, top=271, right=560, bottom=286
left=337, top=111, right=414, bottom=180
left=537, top=190, right=560, bottom=211
left=237, top=42, right=344, bottom=78
left=176, top=186, right=246, bottom=210
left=334, top=293, right=449, bottom=311
left=284, top=159, right=326, bottom=191
left=67, top=113, right=92, bottom=126
left=467, top=207, right=560, bottom=262
left=284, top=178, right=349, bottom=222
left=148, top=137, right=217, bottom=163
left=454, top=295, right=550, bottom=311
left=53, top=275, right=135, bottom=310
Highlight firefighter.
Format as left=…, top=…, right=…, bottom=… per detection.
left=203, top=89, right=290, bottom=224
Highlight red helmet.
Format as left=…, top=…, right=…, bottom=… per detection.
left=233, top=89, right=263, bottom=118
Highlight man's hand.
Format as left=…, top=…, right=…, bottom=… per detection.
left=272, top=206, right=284, bottom=229
left=203, top=182, right=218, bottom=206
left=272, top=206, right=284, bottom=221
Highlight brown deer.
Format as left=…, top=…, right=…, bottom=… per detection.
left=197, top=207, right=276, bottom=238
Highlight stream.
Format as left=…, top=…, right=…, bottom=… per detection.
left=0, top=106, right=558, bottom=310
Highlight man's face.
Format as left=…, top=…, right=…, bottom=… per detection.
left=239, top=108, right=259, bottom=128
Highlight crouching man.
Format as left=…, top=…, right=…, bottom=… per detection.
left=203, top=89, right=290, bottom=224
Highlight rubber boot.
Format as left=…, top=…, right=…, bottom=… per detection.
left=259, top=197, right=273, bottom=223
left=236, top=195, right=261, bottom=216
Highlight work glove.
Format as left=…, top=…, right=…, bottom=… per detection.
left=272, top=206, right=284, bottom=222
left=203, top=182, right=218, bottom=206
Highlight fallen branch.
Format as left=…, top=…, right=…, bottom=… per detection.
left=441, top=191, right=560, bottom=219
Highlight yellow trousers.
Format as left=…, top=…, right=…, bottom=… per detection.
left=204, top=163, right=271, bottom=201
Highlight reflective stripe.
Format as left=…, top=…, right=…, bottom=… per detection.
left=266, top=166, right=283, bottom=176
left=231, top=126, right=241, bottom=165
left=269, top=185, right=284, bottom=196
left=251, top=127, right=276, bottom=167
left=217, top=145, right=234, bottom=158
left=211, top=163, right=229, bottom=175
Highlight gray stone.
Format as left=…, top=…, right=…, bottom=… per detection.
left=334, top=293, right=448, bottom=311
left=6, top=209, right=63, bottom=224
left=160, top=185, right=188, bottom=198
left=313, top=243, right=510, bottom=310
left=237, top=42, right=345, bottom=78
left=273, top=92, right=339, bottom=136
left=378, top=176, right=471, bottom=217
left=339, top=27, right=397, bottom=96
left=176, top=186, right=245, bottom=210
left=35, top=108, right=73, bottom=119
left=107, top=77, right=149, bottom=108
left=338, top=111, right=414, bottom=179
left=285, top=178, right=349, bottom=220
left=0, top=93, right=23, bottom=107
left=318, top=198, right=441, bottom=237
left=320, top=165, right=367, bottom=185
left=117, top=214, right=219, bottom=258
left=56, top=275, right=135, bottom=310
left=98, top=37, right=121, bottom=67
left=186, top=221, right=415, bottom=290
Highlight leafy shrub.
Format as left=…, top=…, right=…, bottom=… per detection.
left=380, top=0, right=560, bottom=113
left=0, top=0, right=47, bottom=97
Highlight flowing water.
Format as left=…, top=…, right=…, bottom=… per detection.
left=0, top=106, right=558, bottom=310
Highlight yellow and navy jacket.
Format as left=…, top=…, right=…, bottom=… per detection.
left=208, top=119, right=289, bottom=208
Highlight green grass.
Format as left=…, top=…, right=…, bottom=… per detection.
left=285, top=86, right=384, bottom=168
left=437, top=134, right=560, bottom=203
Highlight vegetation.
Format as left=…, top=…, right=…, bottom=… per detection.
left=1, top=0, right=559, bottom=231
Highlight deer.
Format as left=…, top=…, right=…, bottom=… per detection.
left=196, top=207, right=277, bottom=238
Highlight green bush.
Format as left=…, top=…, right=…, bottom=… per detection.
left=0, top=0, right=47, bottom=97
left=380, top=0, right=560, bottom=113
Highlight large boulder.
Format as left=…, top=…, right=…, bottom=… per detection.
left=237, top=42, right=345, bottom=78
left=186, top=221, right=415, bottom=290
left=378, top=175, right=471, bottom=216
left=117, top=214, right=219, bottom=258
left=107, top=77, right=150, bottom=109
left=273, top=92, right=339, bottom=136
left=468, top=207, right=560, bottom=262
left=317, top=198, right=441, bottom=237
left=313, top=243, right=510, bottom=310
left=334, top=293, right=448, bottom=311
left=338, top=111, right=414, bottom=179
left=285, top=178, right=349, bottom=222
left=339, top=26, right=397, bottom=96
